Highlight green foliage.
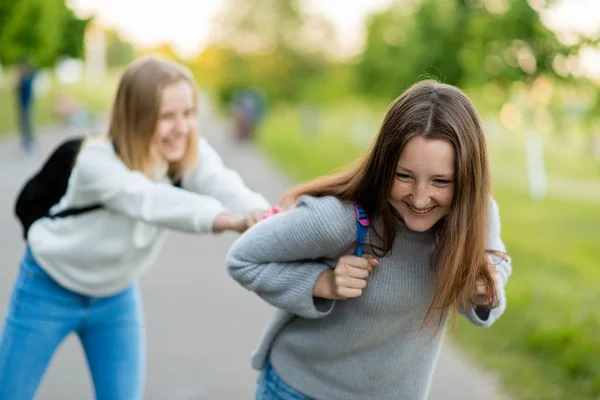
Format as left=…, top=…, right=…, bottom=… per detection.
left=457, top=0, right=570, bottom=87
left=453, top=184, right=600, bottom=400
left=196, top=0, right=597, bottom=132
left=105, top=29, right=135, bottom=67
left=357, top=0, right=466, bottom=99
left=298, top=64, right=359, bottom=104
left=0, top=0, right=89, bottom=67
left=208, top=0, right=334, bottom=103
left=357, top=0, right=578, bottom=100
left=58, top=7, right=89, bottom=60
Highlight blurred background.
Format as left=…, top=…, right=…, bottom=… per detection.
left=0, top=0, right=599, bottom=399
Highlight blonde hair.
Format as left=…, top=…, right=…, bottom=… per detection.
left=108, top=55, right=199, bottom=181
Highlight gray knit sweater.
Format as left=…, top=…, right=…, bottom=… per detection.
left=227, top=195, right=511, bottom=400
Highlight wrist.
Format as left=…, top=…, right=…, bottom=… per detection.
left=313, top=269, right=335, bottom=299
left=212, top=211, right=245, bottom=233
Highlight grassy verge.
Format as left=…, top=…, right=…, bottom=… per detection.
left=256, top=102, right=600, bottom=400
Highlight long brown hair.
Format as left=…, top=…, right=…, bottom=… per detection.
left=283, top=80, right=501, bottom=331
left=107, top=55, right=199, bottom=181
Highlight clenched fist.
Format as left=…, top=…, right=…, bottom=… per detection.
left=313, top=255, right=378, bottom=300
left=472, top=255, right=499, bottom=307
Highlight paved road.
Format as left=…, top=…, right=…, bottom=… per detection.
left=0, top=120, right=508, bottom=399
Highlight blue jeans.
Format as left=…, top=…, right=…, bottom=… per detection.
left=256, top=358, right=312, bottom=400
left=0, top=249, right=145, bottom=400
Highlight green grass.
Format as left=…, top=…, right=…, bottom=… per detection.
left=256, top=102, right=600, bottom=400
left=452, top=186, right=600, bottom=400
left=0, top=70, right=120, bottom=135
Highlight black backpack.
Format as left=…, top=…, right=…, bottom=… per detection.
left=14, top=136, right=181, bottom=239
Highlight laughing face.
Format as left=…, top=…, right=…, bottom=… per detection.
left=389, top=135, right=455, bottom=232
left=152, top=79, right=197, bottom=163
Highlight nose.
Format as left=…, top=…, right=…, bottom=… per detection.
left=174, top=116, right=189, bottom=133
left=411, top=183, right=431, bottom=208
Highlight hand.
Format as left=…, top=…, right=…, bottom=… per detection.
left=212, top=211, right=247, bottom=233
left=260, top=206, right=283, bottom=220
left=313, top=255, right=378, bottom=300
left=472, top=255, right=499, bottom=307
left=245, top=209, right=269, bottom=229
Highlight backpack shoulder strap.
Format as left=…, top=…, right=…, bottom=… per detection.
left=50, top=145, right=183, bottom=219
left=352, top=201, right=370, bottom=257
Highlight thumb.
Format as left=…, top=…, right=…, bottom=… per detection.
left=363, top=254, right=379, bottom=267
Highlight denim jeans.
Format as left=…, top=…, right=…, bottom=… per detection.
left=0, top=248, right=145, bottom=400
left=256, top=358, right=312, bottom=400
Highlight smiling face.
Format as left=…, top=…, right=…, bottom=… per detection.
left=389, top=135, right=455, bottom=232
left=152, top=79, right=197, bottom=163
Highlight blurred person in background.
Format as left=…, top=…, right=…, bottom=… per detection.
left=227, top=80, right=512, bottom=400
left=0, top=55, right=269, bottom=400
left=231, top=88, right=266, bottom=141
left=53, top=91, right=95, bottom=129
left=15, top=59, right=36, bottom=154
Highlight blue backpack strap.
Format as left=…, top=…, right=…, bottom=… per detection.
left=352, top=201, right=370, bottom=257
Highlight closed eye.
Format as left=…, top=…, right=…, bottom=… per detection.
left=396, top=173, right=412, bottom=181
left=433, top=179, right=453, bottom=185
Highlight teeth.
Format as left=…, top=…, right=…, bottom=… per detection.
left=409, top=205, right=433, bottom=214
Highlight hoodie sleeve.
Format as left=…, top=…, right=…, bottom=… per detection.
left=182, top=137, right=270, bottom=213
left=72, top=140, right=225, bottom=233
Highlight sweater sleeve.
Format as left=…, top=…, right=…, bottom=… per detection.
left=72, top=140, right=225, bottom=233
left=461, top=197, right=512, bottom=327
left=182, top=137, right=270, bottom=214
left=226, top=196, right=356, bottom=318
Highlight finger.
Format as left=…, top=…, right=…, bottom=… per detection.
left=253, top=210, right=265, bottom=221
left=472, top=294, right=488, bottom=306
left=347, top=277, right=368, bottom=290
left=241, top=214, right=254, bottom=230
left=249, top=211, right=262, bottom=224
left=364, top=255, right=379, bottom=268
left=345, top=261, right=372, bottom=275
left=337, top=287, right=363, bottom=299
left=485, top=262, right=499, bottom=284
left=489, top=267, right=499, bottom=284
left=344, top=256, right=374, bottom=270
left=336, top=272, right=367, bottom=288
left=346, top=264, right=373, bottom=276
left=476, top=282, right=487, bottom=295
left=347, top=266, right=370, bottom=279
left=334, top=273, right=367, bottom=290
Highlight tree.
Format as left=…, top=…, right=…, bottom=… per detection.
left=357, top=0, right=465, bottom=100
left=209, top=0, right=336, bottom=102
left=0, top=0, right=89, bottom=67
left=455, top=0, right=571, bottom=87
left=59, top=7, right=90, bottom=61
left=356, top=0, right=580, bottom=100
left=105, top=29, right=135, bottom=67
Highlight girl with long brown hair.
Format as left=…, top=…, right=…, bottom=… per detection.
left=227, top=80, right=511, bottom=400
left=0, top=55, right=269, bottom=400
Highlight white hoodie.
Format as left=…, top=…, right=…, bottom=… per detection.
left=28, top=137, right=270, bottom=296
